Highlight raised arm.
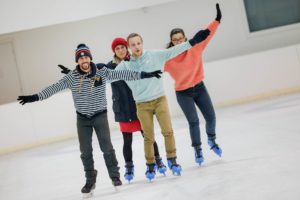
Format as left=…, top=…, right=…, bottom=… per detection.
left=198, top=3, right=222, bottom=50
left=216, top=3, right=222, bottom=22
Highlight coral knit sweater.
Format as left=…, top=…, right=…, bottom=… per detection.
left=164, top=20, right=219, bottom=91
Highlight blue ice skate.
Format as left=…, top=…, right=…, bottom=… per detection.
left=167, top=157, right=182, bottom=176
left=145, top=163, right=156, bottom=182
left=208, top=139, right=222, bottom=157
left=155, top=157, right=167, bottom=175
left=194, top=146, right=204, bottom=165
left=124, top=162, right=134, bottom=183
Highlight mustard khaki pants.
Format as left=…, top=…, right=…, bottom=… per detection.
left=136, top=96, right=176, bottom=164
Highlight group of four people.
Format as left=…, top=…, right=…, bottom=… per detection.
left=17, top=3, right=223, bottom=197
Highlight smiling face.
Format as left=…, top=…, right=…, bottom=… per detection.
left=77, top=56, right=91, bottom=72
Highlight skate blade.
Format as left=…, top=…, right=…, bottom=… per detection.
left=146, top=175, right=155, bottom=182
left=114, top=186, right=120, bottom=192
left=159, top=170, right=167, bottom=176
left=125, top=179, right=133, bottom=183
left=172, top=172, right=181, bottom=176
left=146, top=176, right=155, bottom=182
left=158, top=171, right=167, bottom=176
left=125, top=176, right=134, bottom=183
left=213, top=150, right=222, bottom=157
left=196, top=160, right=204, bottom=166
left=158, top=167, right=167, bottom=175
left=172, top=169, right=182, bottom=176
left=82, top=191, right=93, bottom=199
left=147, top=179, right=154, bottom=183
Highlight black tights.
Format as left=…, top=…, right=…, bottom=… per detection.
left=122, top=131, right=160, bottom=163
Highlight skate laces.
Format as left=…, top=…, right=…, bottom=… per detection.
left=81, top=179, right=95, bottom=192
left=194, top=147, right=203, bottom=158
left=126, top=168, right=134, bottom=174
left=145, top=164, right=156, bottom=181
left=84, top=181, right=93, bottom=188
left=167, top=158, right=182, bottom=175
left=111, top=177, right=120, bottom=181
left=208, top=140, right=219, bottom=149
left=125, top=164, right=134, bottom=174
left=168, top=158, right=180, bottom=168
left=146, top=163, right=156, bottom=173
left=155, top=158, right=166, bottom=168
left=195, top=150, right=203, bottom=158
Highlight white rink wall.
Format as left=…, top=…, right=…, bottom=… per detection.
left=1, top=43, right=300, bottom=154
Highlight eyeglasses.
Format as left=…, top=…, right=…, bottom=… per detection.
left=171, top=37, right=186, bottom=43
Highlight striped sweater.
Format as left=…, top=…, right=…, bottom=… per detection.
left=38, top=62, right=141, bottom=117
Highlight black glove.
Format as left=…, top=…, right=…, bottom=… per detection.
left=93, top=75, right=103, bottom=87
left=58, top=64, right=70, bottom=74
left=189, top=29, right=210, bottom=46
left=215, top=3, right=222, bottom=22
left=17, top=94, right=39, bottom=105
left=141, top=70, right=162, bottom=79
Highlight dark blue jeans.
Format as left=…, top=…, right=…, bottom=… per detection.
left=77, top=111, right=120, bottom=179
left=176, top=81, right=216, bottom=147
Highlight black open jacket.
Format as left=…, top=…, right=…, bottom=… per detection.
left=106, top=60, right=138, bottom=122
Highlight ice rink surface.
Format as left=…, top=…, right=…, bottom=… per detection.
left=1, top=93, right=300, bottom=200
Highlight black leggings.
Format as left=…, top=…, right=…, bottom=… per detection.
left=122, top=131, right=160, bottom=163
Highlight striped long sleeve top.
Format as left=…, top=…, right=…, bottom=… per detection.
left=37, top=62, right=141, bottom=117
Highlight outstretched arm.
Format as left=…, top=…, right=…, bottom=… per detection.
left=103, top=66, right=162, bottom=82
left=17, top=95, right=39, bottom=105
left=154, top=18, right=213, bottom=63
left=17, top=76, right=71, bottom=105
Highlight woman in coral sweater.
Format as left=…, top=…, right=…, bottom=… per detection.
left=164, top=3, right=223, bottom=165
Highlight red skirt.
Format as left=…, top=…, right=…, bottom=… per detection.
left=119, top=120, right=142, bottom=133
